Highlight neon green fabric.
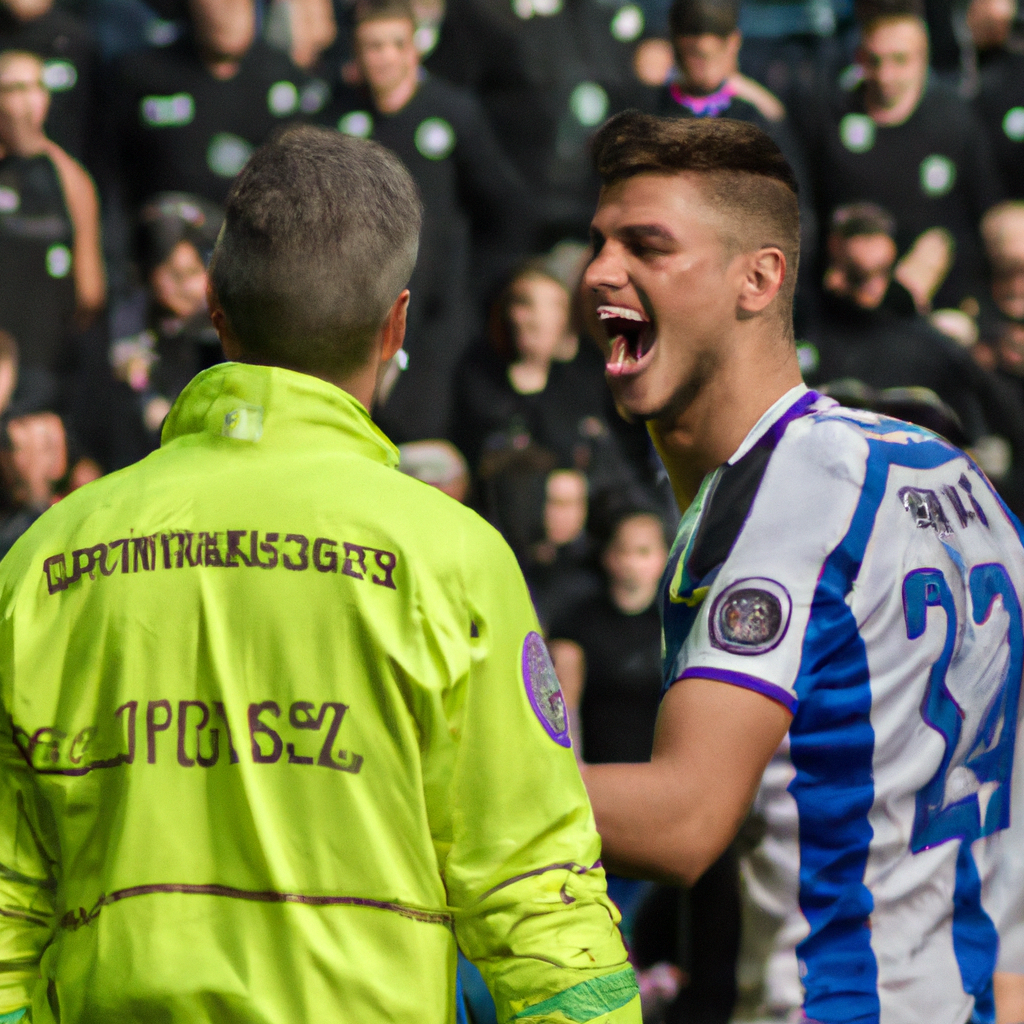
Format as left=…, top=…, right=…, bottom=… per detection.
left=0, top=364, right=638, bottom=1024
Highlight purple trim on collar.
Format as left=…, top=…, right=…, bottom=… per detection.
left=669, top=80, right=736, bottom=117
left=673, top=666, right=798, bottom=713
left=756, top=389, right=822, bottom=450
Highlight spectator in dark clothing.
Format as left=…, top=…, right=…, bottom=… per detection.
left=0, top=0, right=99, bottom=167
left=807, top=202, right=1024, bottom=454
left=523, top=467, right=603, bottom=630
left=799, top=0, right=1004, bottom=310
left=322, top=0, right=532, bottom=441
left=971, top=0, right=1024, bottom=199
left=106, top=192, right=220, bottom=468
left=0, top=49, right=105, bottom=412
left=548, top=504, right=667, bottom=764
left=450, top=258, right=632, bottom=487
left=109, top=0, right=315, bottom=209
left=425, top=0, right=653, bottom=239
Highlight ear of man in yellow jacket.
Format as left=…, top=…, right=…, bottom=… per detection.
left=0, top=361, right=640, bottom=1024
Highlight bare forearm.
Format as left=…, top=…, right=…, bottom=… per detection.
left=585, top=761, right=735, bottom=886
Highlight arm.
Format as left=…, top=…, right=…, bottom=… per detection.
left=46, top=142, right=106, bottom=324
left=585, top=676, right=791, bottom=886
left=441, top=530, right=640, bottom=1024
left=996, top=973, right=1024, bottom=1024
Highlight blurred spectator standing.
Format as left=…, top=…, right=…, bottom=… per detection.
left=450, top=258, right=633, bottom=490
left=426, top=0, right=652, bottom=241
left=807, top=202, right=1024, bottom=480
left=108, top=0, right=314, bottom=210
left=0, top=48, right=105, bottom=413
left=983, top=200, right=1024, bottom=323
left=800, top=0, right=1004, bottom=311
left=0, top=0, right=99, bottom=167
left=970, top=0, right=1024, bottom=199
left=324, top=0, right=532, bottom=441
left=105, top=191, right=220, bottom=468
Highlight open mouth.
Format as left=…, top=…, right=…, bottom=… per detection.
left=597, top=305, right=656, bottom=377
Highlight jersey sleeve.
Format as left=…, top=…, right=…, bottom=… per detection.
left=668, top=418, right=869, bottom=712
left=440, top=523, right=640, bottom=1024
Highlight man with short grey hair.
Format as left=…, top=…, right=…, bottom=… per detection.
left=0, top=126, right=640, bottom=1024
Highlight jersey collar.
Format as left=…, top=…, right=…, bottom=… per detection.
left=668, top=79, right=736, bottom=117
left=726, top=384, right=826, bottom=465
left=161, top=362, right=400, bottom=468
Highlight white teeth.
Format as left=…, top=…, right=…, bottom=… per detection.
left=597, top=304, right=647, bottom=322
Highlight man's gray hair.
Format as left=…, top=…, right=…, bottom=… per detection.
left=209, top=125, right=422, bottom=376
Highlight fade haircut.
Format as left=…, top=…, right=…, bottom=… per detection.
left=669, top=0, right=739, bottom=38
left=592, top=111, right=800, bottom=334
left=209, top=125, right=422, bottom=377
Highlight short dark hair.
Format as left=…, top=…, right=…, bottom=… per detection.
left=856, top=0, right=926, bottom=30
left=669, top=0, right=738, bottom=38
left=592, top=112, right=800, bottom=331
left=353, top=0, right=415, bottom=26
left=830, top=202, right=896, bottom=240
left=209, top=126, right=422, bottom=377
left=136, top=192, right=223, bottom=278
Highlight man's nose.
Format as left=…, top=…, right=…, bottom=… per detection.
left=584, top=244, right=629, bottom=292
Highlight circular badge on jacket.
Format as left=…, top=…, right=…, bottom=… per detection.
left=415, top=118, right=456, bottom=160
left=710, top=578, right=791, bottom=655
left=522, top=632, right=571, bottom=747
left=919, top=154, right=956, bottom=197
left=1003, top=106, right=1024, bottom=142
left=839, top=113, right=875, bottom=153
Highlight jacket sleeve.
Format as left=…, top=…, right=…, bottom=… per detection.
left=440, top=524, right=640, bottom=1024
left=0, top=702, right=58, bottom=1015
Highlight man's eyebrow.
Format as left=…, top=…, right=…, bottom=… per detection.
left=617, top=224, right=677, bottom=243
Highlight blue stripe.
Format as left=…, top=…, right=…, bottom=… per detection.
left=789, top=442, right=887, bottom=1024
left=954, top=843, right=997, bottom=1024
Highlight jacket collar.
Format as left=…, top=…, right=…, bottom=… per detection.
left=161, top=362, right=400, bottom=469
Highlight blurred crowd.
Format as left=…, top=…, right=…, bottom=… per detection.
left=1, top=0, right=1024, bottom=1018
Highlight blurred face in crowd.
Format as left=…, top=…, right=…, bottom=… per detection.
left=824, top=231, right=897, bottom=309
left=967, top=0, right=1017, bottom=49
left=354, top=17, right=418, bottom=97
left=1, top=412, right=67, bottom=509
left=603, top=514, right=668, bottom=612
left=997, top=321, right=1024, bottom=376
left=0, top=52, right=49, bottom=153
left=508, top=273, right=571, bottom=365
left=151, top=241, right=209, bottom=320
left=544, top=470, right=588, bottom=547
left=189, top=0, right=256, bottom=64
left=858, top=17, right=929, bottom=121
left=586, top=172, right=756, bottom=422
left=984, top=211, right=1024, bottom=320
left=1, top=0, right=53, bottom=20
left=673, top=32, right=741, bottom=95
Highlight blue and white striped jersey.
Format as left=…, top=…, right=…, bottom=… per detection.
left=662, top=385, right=1024, bottom=1024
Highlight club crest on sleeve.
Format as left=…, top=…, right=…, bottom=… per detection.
left=710, top=578, right=791, bottom=655
left=522, top=632, right=571, bottom=747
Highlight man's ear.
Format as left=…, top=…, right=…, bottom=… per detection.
left=379, top=289, right=410, bottom=363
left=736, top=247, right=786, bottom=318
left=207, top=281, right=244, bottom=361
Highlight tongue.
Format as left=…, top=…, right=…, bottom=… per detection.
left=610, top=335, right=631, bottom=367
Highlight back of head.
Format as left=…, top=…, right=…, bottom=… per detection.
left=591, top=111, right=800, bottom=329
left=208, top=125, right=422, bottom=379
left=669, top=0, right=738, bottom=38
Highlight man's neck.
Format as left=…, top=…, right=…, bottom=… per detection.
left=650, top=343, right=803, bottom=510
left=372, top=70, right=419, bottom=113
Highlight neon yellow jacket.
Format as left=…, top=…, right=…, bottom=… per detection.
left=0, top=363, right=640, bottom=1024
